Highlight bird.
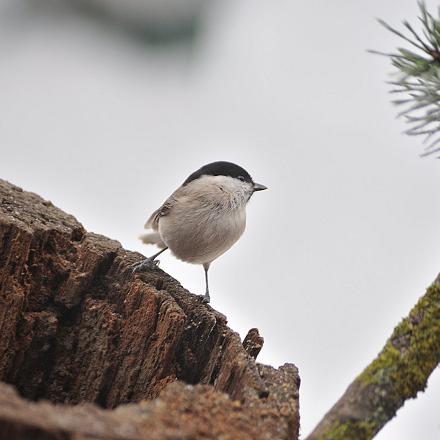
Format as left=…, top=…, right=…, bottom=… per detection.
left=132, top=161, right=267, bottom=302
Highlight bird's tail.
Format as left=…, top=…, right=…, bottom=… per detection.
left=139, top=230, right=167, bottom=249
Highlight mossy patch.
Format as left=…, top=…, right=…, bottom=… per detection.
left=319, top=420, right=375, bottom=440
left=358, top=283, right=440, bottom=391
left=355, top=282, right=440, bottom=428
left=309, top=282, right=440, bottom=440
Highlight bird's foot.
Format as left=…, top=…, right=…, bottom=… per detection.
left=196, top=292, right=210, bottom=304
left=132, top=258, right=160, bottom=273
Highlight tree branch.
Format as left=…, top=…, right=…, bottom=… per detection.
left=307, top=274, right=440, bottom=439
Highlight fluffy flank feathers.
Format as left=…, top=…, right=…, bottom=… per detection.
left=138, top=231, right=166, bottom=248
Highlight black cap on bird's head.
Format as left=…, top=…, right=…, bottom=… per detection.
left=183, top=161, right=267, bottom=191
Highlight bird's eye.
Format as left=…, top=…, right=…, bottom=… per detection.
left=237, top=176, right=245, bottom=182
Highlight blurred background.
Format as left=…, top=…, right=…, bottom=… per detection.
left=1, top=0, right=440, bottom=438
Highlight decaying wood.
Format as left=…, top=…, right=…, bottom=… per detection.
left=0, top=179, right=299, bottom=439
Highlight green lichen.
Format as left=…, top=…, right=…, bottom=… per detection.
left=319, top=420, right=375, bottom=440
left=356, top=282, right=440, bottom=429
left=311, top=282, right=440, bottom=440
left=359, top=283, right=440, bottom=389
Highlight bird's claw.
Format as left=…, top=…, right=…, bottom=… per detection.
left=196, top=293, right=210, bottom=304
left=132, top=258, right=160, bottom=273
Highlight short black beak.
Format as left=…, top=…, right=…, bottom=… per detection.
left=253, top=183, right=267, bottom=192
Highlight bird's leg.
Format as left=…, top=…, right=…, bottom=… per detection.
left=132, top=247, right=168, bottom=273
left=203, top=263, right=211, bottom=303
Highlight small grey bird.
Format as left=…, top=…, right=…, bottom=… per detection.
left=132, top=161, right=267, bottom=302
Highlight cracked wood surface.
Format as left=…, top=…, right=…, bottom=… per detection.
left=0, top=178, right=299, bottom=440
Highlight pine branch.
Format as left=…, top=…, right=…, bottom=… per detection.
left=307, top=274, right=440, bottom=440
left=375, top=2, right=440, bottom=157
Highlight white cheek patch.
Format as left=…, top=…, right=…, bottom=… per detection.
left=184, top=175, right=253, bottom=210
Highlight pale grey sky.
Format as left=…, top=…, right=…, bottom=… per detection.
left=1, top=0, right=440, bottom=438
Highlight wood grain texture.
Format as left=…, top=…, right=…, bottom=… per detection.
left=0, top=178, right=299, bottom=440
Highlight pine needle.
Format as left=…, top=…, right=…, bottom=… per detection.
left=375, top=2, right=440, bottom=156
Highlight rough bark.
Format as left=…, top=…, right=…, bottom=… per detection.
left=307, top=275, right=440, bottom=440
left=242, top=327, right=264, bottom=359
left=0, top=178, right=299, bottom=439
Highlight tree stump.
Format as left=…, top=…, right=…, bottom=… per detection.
left=0, top=179, right=300, bottom=440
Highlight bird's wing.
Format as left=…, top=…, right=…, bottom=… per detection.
left=144, top=190, right=181, bottom=231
